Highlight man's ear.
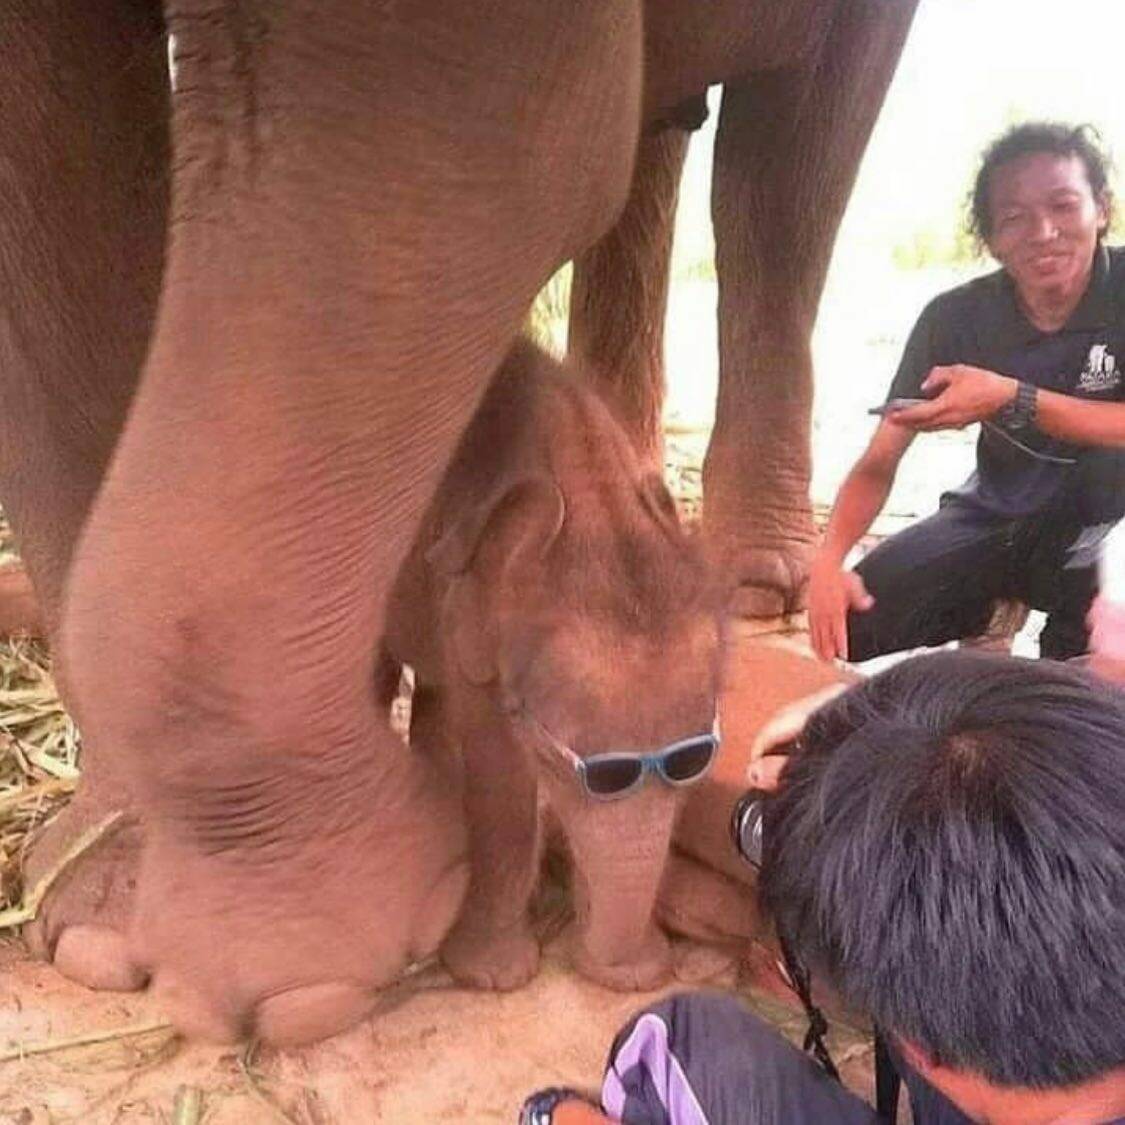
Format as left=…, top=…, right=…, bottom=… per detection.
left=1096, top=191, right=1111, bottom=238
left=896, top=1036, right=936, bottom=1079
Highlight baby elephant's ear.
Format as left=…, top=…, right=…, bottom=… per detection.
left=442, top=572, right=498, bottom=685
left=425, top=475, right=566, bottom=578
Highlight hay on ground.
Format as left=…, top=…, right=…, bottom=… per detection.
left=0, top=510, right=80, bottom=919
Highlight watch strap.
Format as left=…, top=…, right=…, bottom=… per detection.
left=999, top=379, right=1037, bottom=430
left=518, top=1087, right=597, bottom=1125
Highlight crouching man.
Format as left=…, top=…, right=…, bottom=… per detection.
left=521, top=652, right=1125, bottom=1124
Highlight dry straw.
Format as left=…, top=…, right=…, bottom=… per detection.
left=0, top=513, right=79, bottom=920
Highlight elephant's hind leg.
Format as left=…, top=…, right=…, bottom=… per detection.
left=568, top=124, right=691, bottom=465
left=706, top=1, right=920, bottom=616
left=0, top=0, right=169, bottom=988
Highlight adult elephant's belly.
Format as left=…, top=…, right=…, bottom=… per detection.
left=641, top=0, right=833, bottom=119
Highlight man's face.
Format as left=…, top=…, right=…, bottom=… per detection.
left=986, top=152, right=1107, bottom=304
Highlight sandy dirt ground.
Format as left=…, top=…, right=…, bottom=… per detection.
left=0, top=937, right=876, bottom=1125
left=0, top=627, right=880, bottom=1125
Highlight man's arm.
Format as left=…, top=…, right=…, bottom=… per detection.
left=1032, top=390, right=1125, bottom=446
left=892, top=363, right=1125, bottom=446
left=808, top=420, right=914, bottom=661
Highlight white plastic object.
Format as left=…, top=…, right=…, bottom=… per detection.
left=1101, top=521, right=1125, bottom=603
left=1091, top=521, right=1125, bottom=663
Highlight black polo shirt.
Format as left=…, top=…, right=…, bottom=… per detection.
left=887, top=244, right=1125, bottom=523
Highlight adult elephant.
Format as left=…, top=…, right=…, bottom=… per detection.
left=570, top=0, right=921, bottom=615
left=2, top=0, right=640, bottom=1046
left=0, top=0, right=915, bottom=1047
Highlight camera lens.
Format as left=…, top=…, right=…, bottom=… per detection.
left=731, top=789, right=766, bottom=868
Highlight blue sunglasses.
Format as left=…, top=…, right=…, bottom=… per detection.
left=527, top=715, right=720, bottom=800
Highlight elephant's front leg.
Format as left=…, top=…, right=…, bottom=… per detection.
left=440, top=687, right=541, bottom=990
left=706, top=0, right=920, bottom=616
left=549, top=780, right=677, bottom=991
left=568, top=124, right=691, bottom=464
left=2, top=0, right=169, bottom=991
left=54, top=0, right=642, bottom=1044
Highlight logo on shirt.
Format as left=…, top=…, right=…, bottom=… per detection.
left=1077, top=343, right=1121, bottom=393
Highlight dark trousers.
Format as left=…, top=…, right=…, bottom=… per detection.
left=601, top=992, right=972, bottom=1124
left=847, top=499, right=1100, bottom=662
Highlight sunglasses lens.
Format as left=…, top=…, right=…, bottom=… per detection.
left=583, top=756, right=644, bottom=797
left=662, top=737, right=717, bottom=783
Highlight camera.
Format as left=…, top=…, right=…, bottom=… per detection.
left=731, top=788, right=767, bottom=868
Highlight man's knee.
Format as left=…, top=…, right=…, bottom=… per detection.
left=609, top=991, right=838, bottom=1100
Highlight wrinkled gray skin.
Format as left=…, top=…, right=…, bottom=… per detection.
left=381, top=339, right=722, bottom=992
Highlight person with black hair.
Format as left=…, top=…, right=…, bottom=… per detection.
left=808, top=122, right=1125, bottom=665
left=518, top=652, right=1125, bottom=1124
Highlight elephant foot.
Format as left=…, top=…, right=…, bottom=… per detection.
left=123, top=792, right=468, bottom=1045
left=21, top=790, right=147, bottom=992
left=440, top=916, right=541, bottom=991
left=571, top=925, right=673, bottom=991
left=719, top=544, right=814, bottom=620
left=28, top=758, right=467, bottom=1045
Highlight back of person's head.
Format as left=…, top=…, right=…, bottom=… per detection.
left=969, top=120, right=1114, bottom=244
left=759, top=651, right=1125, bottom=1088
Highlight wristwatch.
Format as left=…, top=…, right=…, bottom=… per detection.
left=518, top=1087, right=598, bottom=1124
left=997, top=379, right=1038, bottom=431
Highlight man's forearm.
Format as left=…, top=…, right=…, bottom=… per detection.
left=817, top=467, right=895, bottom=567
left=1033, top=389, right=1125, bottom=446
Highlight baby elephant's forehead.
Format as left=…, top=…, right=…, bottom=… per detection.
left=548, top=618, right=722, bottom=727
left=558, top=617, right=721, bottom=673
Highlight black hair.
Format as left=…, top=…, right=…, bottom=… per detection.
left=969, top=121, right=1113, bottom=245
left=759, top=651, right=1125, bottom=1088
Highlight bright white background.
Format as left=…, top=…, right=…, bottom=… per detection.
left=663, top=0, right=1125, bottom=519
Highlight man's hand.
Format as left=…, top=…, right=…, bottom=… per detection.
left=807, top=559, right=874, bottom=662
left=552, top=1101, right=615, bottom=1125
left=746, top=683, right=849, bottom=790
left=889, top=364, right=1017, bottom=431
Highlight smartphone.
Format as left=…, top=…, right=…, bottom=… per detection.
left=867, top=397, right=928, bottom=416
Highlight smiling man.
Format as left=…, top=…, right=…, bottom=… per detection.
left=808, top=122, right=1125, bottom=664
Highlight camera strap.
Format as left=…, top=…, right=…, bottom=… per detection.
left=778, top=936, right=902, bottom=1122
left=777, top=934, right=839, bottom=1082
left=874, top=1031, right=902, bottom=1123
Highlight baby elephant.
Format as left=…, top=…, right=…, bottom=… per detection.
left=380, top=337, right=722, bottom=992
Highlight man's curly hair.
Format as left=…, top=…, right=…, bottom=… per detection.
left=968, top=121, right=1114, bottom=246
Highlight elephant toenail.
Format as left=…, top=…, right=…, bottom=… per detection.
left=53, top=925, right=149, bottom=992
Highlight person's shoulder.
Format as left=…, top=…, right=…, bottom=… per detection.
left=1103, top=244, right=1125, bottom=289
left=915, top=266, right=1007, bottom=330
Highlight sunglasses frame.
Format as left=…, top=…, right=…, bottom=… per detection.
left=525, top=714, right=721, bottom=801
